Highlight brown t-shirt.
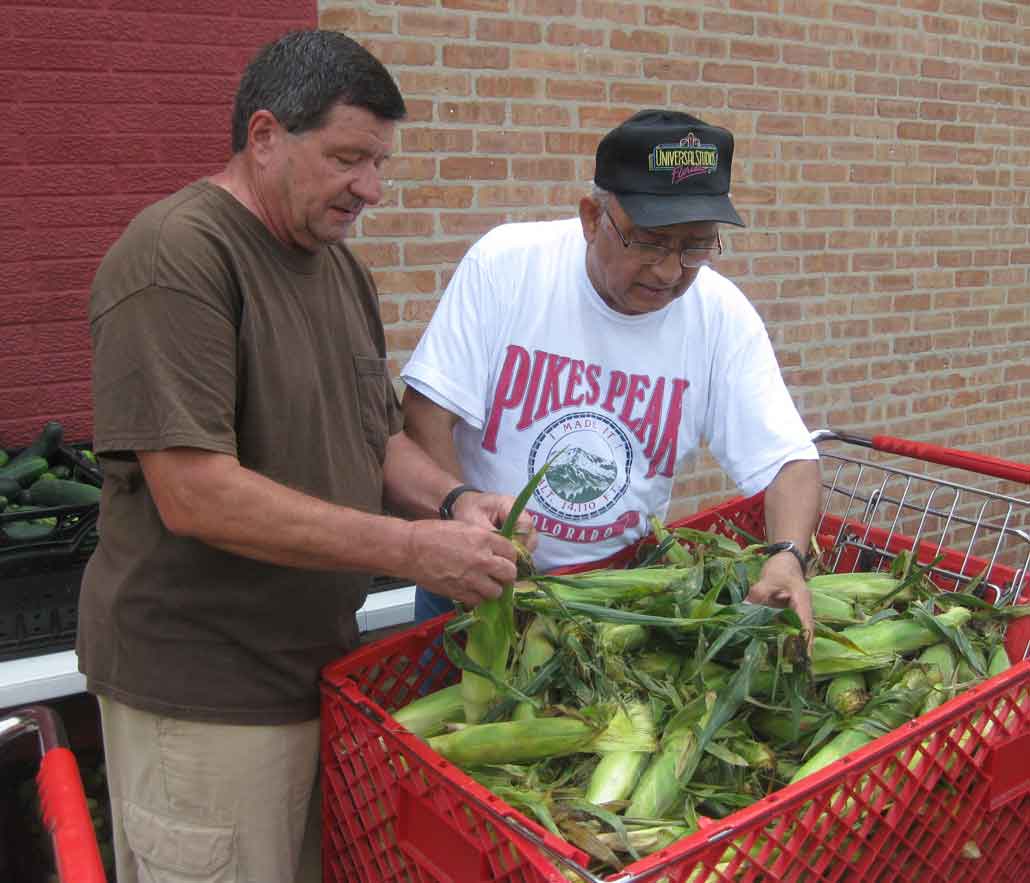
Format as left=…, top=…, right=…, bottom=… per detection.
left=77, top=180, right=403, bottom=724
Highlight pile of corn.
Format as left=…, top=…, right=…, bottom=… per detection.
left=392, top=519, right=1022, bottom=876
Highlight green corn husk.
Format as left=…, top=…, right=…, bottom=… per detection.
left=597, top=623, right=649, bottom=654
left=790, top=668, right=931, bottom=784
left=460, top=463, right=550, bottom=723
left=585, top=752, right=650, bottom=806
left=916, top=642, right=958, bottom=714
left=596, top=824, right=692, bottom=857
left=525, top=566, right=691, bottom=607
left=428, top=713, right=606, bottom=766
left=825, top=672, right=869, bottom=717
left=812, top=606, right=972, bottom=678
left=749, top=709, right=827, bottom=745
left=987, top=643, right=1011, bottom=677
left=625, top=718, right=700, bottom=819
left=512, top=614, right=557, bottom=721
left=585, top=701, right=656, bottom=805
left=636, top=648, right=686, bottom=679
left=392, top=683, right=466, bottom=738
left=649, top=514, right=693, bottom=565
left=810, top=590, right=857, bottom=624
left=591, top=702, right=658, bottom=755
left=806, top=572, right=910, bottom=602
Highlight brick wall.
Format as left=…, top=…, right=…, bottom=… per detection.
left=322, top=0, right=1030, bottom=520
left=0, top=0, right=317, bottom=448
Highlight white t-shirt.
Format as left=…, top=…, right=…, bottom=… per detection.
left=402, top=217, right=817, bottom=572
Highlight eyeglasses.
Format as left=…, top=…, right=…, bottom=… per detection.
left=603, top=207, right=722, bottom=268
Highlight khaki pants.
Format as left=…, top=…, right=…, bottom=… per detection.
left=98, top=696, right=321, bottom=883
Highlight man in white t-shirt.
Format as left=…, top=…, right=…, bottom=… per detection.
left=402, top=109, right=822, bottom=637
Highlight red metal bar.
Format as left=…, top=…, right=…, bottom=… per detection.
left=37, top=747, right=107, bottom=883
left=832, top=430, right=1030, bottom=485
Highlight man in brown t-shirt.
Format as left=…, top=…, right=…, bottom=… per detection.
left=78, top=31, right=531, bottom=883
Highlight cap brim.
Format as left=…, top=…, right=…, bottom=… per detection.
left=616, top=192, right=746, bottom=228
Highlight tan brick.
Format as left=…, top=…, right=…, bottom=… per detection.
left=404, top=239, right=473, bottom=266
left=443, top=44, right=509, bottom=70
left=702, top=63, right=755, bottom=85
left=546, top=78, right=605, bottom=101
left=395, top=70, right=471, bottom=97
left=402, top=127, right=475, bottom=153
left=439, top=212, right=509, bottom=235
left=402, top=184, right=473, bottom=209
left=476, top=17, right=542, bottom=43
left=610, top=29, right=669, bottom=54
left=477, top=130, right=545, bottom=153
left=362, top=211, right=434, bottom=237
left=442, top=0, right=508, bottom=10
left=511, top=103, right=573, bottom=127
left=440, top=156, right=508, bottom=180
left=399, top=10, right=470, bottom=38
left=361, top=38, right=436, bottom=67
left=510, top=48, right=578, bottom=73
left=321, top=7, right=395, bottom=33
left=476, top=75, right=538, bottom=99
left=546, top=23, right=604, bottom=47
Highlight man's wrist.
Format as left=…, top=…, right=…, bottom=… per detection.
left=764, top=540, right=807, bottom=575
left=439, top=484, right=480, bottom=520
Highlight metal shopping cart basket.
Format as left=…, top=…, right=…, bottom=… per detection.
left=319, top=430, right=1030, bottom=883
left=0, top=704, right=106, bottom=883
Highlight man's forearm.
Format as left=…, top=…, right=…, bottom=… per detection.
left=139, top=448, right=416, bottom=576
left=763, top=458, right=822, bottom=553
left=382, top=429, right=464, bottom=520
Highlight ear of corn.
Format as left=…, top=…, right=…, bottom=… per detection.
left=427, top=713, right=606, bottom=766
left=812, top=606, right=972, bottom=678
left=411, top=516, right=1023, bottom=879
left=391, top=683, right=465, bottom=738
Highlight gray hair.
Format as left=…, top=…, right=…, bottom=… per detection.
left=230, top=30, right=406, bottom=154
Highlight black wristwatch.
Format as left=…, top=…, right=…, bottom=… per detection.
left=439, top=484, right=480, bottom=520
left=764, top=540, right=807, bottom=574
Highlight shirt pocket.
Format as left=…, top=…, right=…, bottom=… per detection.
left=354, top=354, right=390, bottom=463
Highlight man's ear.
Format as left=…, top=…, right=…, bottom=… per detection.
left=579, top=196, right=603, bottom=243
left=246, top=110, right=283, bottom=163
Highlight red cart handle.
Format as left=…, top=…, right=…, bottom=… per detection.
left=820, top=430, right=1030, bottom=485
left=37, top=747, right=107, bottom=883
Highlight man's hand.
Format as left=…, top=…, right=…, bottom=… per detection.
left=746, top=552, right=814, bottom=650
left=406, top=520, right=521, bottom=607
left=451, top=491, right=539, bottom=554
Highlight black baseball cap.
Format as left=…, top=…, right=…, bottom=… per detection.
left=594, top=109, right=745, bottom=228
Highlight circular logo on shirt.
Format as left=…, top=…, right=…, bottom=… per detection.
left=528, top=411, right=633, bottom=521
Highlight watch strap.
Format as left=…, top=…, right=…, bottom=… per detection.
left=764, top=540, right=807, bottom=574
left=439, top=484, right=480, bottom=520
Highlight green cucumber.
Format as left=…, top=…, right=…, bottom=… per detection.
left=19, top=421, right=65, bottom=462
left=0, top=476, right=21, bottom=499
left=0, top=450, right=7, bottom=469
left=2, top=520, right=57, bottom=542
left=0, top=456, right=50, bottom=488
left=21, top=479, right=101, bottom=507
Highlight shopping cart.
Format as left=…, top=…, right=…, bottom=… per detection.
left=320, top=430, right=1030, bottom=882
left=0, top=704, right=106, bottom=883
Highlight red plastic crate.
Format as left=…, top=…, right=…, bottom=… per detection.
left=321, top=491, right=1030, bottom=883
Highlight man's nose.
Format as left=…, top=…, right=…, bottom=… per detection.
left=650, top=249, right=685, bottom=283
left=350, top=162, right=383, bottom=206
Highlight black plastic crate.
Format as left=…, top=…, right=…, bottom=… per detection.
left=0, top=444, right=101, bottom=661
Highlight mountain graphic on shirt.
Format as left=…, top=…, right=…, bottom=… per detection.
left=545, top=446, right=618, bottom=504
